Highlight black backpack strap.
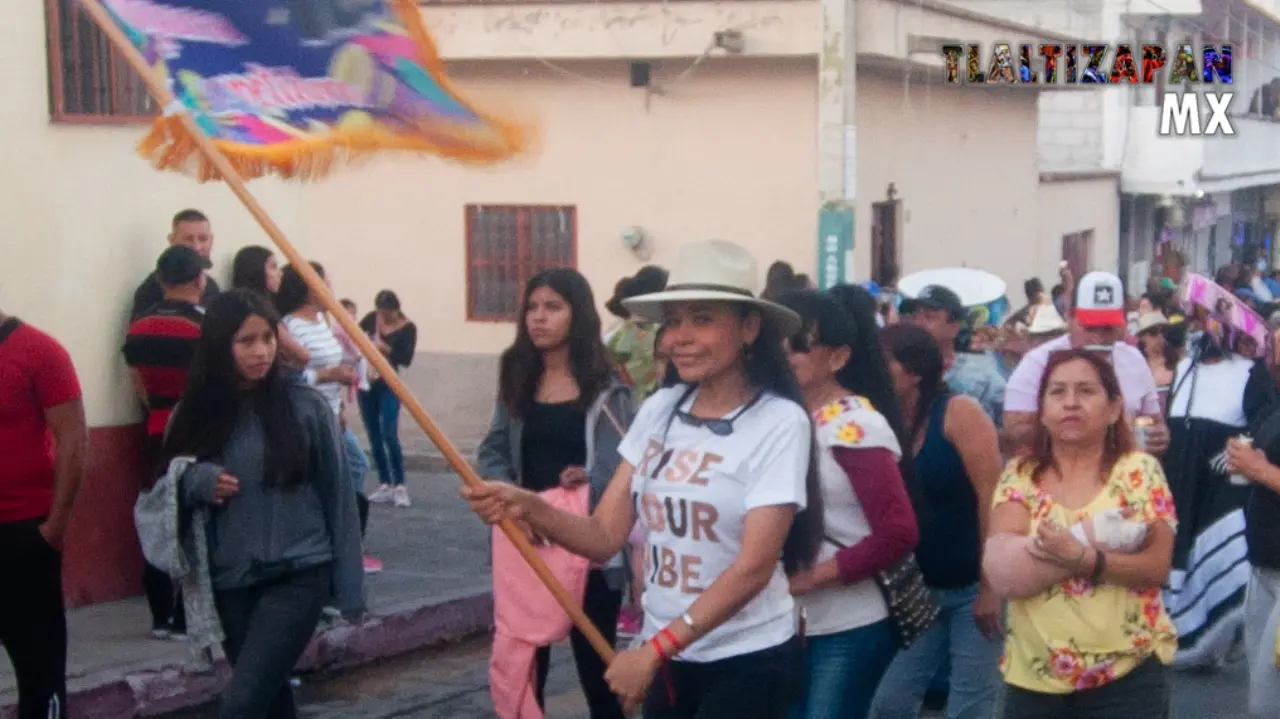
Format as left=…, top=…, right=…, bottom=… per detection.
left=0, top=317, right=21, bottom=347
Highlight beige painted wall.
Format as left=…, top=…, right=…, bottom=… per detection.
left=1036, top=177, right=1121, bottom=282
left=301, top=59, right=820, bottom=357
left=853, top=73, right=1042, bottom=284
left=315, top=60, right=1053, bottom=450
left=0, top=1, right=305, bottom=428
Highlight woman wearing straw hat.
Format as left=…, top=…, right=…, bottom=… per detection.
left=1135, top=312, right=1178, bottom=411
left=464, top=240, right=823, bottom=718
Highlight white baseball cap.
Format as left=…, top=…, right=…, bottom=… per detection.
left=1074, top=271, right=1126, bottom=328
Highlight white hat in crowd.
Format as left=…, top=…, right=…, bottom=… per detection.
left=622, top=240, right=802, bottom=335
left=1027, top=302, right=1067, bottom=336
left=1136, top=312, right=1170, bottom=335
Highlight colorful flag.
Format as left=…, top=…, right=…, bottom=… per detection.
left=96, top=0, right=527, bottom=181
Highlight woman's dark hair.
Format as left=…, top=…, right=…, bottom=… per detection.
left=1024, top=278, right=1044, bottom=303
left=879, top=323, right=949, bottom=444
left=664, top=301, right=825, bottom=575
left=231, top=246, right=274, bottom=294
left=374, top=289, right=401, bottom=312
left=1015, top=349, right=1134, bottom=483
left=275, top=262, right=325, bottom=316
left=1139, top=325, right=1179, bottom=373
left=817, top=286, right=912, bottom=453
left=498, top=268, right=615, bottom=418
left=162, top=289, right=309, bottom=489
left=605, top=266, right=669, bottom=319
left=605, top=278, right=635, bottom=319
left=762, top=261, right=798, bottom=301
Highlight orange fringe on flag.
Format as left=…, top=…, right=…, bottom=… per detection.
left=135, top=0, right=529, bottom=182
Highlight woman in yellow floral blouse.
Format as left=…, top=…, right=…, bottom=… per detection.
left=988, top=348, right=1178, bottom=719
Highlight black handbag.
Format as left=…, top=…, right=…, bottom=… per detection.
left=824, top=535, right=940, bottom=648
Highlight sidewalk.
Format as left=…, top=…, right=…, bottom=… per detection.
left=0, top=471, right=494, bottom=719
left=340, top=405, right=483, bottom=475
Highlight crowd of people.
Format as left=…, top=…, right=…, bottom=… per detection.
left=465, top=240, right=1280, bottom=719
left=7, top=208, right=1280, bottom=719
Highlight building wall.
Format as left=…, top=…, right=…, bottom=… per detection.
left=1037, top=177, right=1122, bottom=280
left=0, top=1, right=307, bottom=605
left=313, top=61, right=1044, bottom=454
left=1038, top=91, right=1107, bottom=172
left=854, top=74, right=1042, bottom=282
left=309, top=58, right=821, bottom=449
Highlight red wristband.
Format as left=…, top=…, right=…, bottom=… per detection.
left=660, top=627, right=683, bottom=654
left=650, top=635, right=668, bottom=662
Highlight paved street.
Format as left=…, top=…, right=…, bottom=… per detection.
left=164, top=636, right=589, bottom=719
left=164, top=633, right=1249, bottom=718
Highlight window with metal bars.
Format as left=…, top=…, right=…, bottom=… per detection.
left=465, top=205, right=577, bottom=322
left=46, top=0, right=156, bottom=122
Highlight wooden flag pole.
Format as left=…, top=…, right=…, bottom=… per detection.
left=77, top=0, right=617, bottom=663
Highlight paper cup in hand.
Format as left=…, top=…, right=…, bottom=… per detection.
left=1229, top=436, right=1254, bottom=486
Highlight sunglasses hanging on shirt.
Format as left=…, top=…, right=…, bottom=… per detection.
left=666, top=386, right=766, bottom=438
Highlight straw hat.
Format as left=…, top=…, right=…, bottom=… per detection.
left=622, top=240, right=802, bottom=335
left=1026, top=302, right=1067, bottom=336
left=1136, top=312, right=1170, bottom=334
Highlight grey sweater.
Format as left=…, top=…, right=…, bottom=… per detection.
left=179, top=385, right=364, bottom=618
left=476, top=382, right=635, bottom=588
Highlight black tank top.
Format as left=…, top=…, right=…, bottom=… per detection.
left=911, top=393, right=982, bottom=588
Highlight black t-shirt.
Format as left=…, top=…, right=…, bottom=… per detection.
left=358, top=312, right=418, bottom=385
left=519, top=401, right=586, bottom=492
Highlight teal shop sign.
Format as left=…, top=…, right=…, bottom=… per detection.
left=817, top=205, right=854, bottom=290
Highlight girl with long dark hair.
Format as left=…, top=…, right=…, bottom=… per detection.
left=476, top=268, right=634, bottom=718
left=230, top=245, right=308, bottom=371
left=871, top=323, right=1004, bottom=719
left=1136, top=313, right=1178, bottom=410
left=779, top=288, right=919, bottom=719
left=466, top=240, right=822, bottom=718
left=231, top=246, right=282, bottom=296
left=163, top=289, right=363, bottom=719
left=361, top=290, right=417, bottom=508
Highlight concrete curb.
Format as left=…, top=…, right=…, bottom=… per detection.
left=0, top=591, right=493, bottom=719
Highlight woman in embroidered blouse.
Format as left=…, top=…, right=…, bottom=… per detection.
left=987, top=348, right=1178, bottom=719
left=780, top=289, right=919, bottom=719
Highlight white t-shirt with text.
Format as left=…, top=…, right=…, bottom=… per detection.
left=619, top=385, right=810, bottom=663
